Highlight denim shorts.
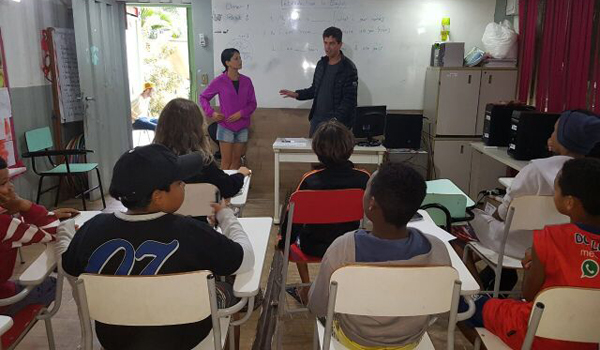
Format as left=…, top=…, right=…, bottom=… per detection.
left=216, top=125, right=248, bottom=143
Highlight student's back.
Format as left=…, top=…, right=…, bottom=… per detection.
left=63, top=212, right=242, bottom=349
left=61, top=145, right=254, bottom=350
left=284, top=161, right=370, bottom=257
left=308, top=162, right=449, bottom=348
left=153, top=98, right=251, bottom=199
left=309, top=229, right=450, bottom=346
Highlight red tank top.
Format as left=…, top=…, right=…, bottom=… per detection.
left=483, top=223, right=600, bottom=350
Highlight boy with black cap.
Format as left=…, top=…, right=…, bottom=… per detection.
left=62, top=144, right=254, bottom=350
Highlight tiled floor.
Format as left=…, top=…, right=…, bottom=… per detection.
left=13, top=192, right=475, bottom=350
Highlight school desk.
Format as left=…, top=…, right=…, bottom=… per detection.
left=224, top=170, right=251, bottom=216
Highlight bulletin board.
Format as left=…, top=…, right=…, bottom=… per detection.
left=0, top=28, right=20, bottom=168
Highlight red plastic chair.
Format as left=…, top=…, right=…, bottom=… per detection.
left=278, top=189, right=365, bottom=317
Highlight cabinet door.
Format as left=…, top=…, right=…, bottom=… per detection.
left=476, top=69, right=518, bottom=135
left=436, top=70, right=481, bottom=136
left=433, top=139, right=473, bottom=193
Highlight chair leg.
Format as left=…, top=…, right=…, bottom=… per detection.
left=54, top=176, right=63, bottom=208
left=96, top=168, right=106, bottom=210
left=78, top=175, right=87, bottom=211
left=18, top=247, right=25, bottom=264
left=493, top=263, right=502, bottom=298
left=36, top=176, right=45, bottom=204
left=44, top=318, right=56, bottom=350
left=474, top=335, right=482, bottom=350
left=313, top=321, right=320, bottom=350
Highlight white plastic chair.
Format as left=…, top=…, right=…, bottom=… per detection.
left=176, top=183, right=220, bottom=217
left=75, top=271, right=231, bottom=350
left=314, top=265, right=462, bottom=350
left=474, top=287, right=600, bottom=350
left=0, top=244, right=63, bottom=350
left=0, top=316, right=13, bottom=350
left=464, top=195, right=569, bottom=297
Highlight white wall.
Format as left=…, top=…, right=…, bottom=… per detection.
left=0, top=0, right=72, bottom=88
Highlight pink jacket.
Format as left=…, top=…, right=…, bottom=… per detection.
left=199, top=73, right=257, bottom=132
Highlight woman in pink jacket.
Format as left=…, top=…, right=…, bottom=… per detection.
left=199, top=48, right=257, bottom=170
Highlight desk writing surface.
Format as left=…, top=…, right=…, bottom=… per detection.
left=233, top=217, right=272, bottom=297
left=426, top=179, right=476, bottom=207
left=410, top=210, right=479, bottom=295
left=470, top=142, right=529, bottom=171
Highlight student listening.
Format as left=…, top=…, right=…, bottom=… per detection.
left=461, top=158, right=600, bottom=350
left=471, top=110, right=600, bottom=260
left=154, top=98, right=251, bottom=199
left=278, top=120, right=370, bottom=304
left=0, top=156, right=78, bottom=317
left=308, top=162, right=451, bottom=349
left=62, top=144, right=254, bottom=350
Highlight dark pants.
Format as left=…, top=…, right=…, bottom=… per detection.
left=132, top=117, right=158, bottom=131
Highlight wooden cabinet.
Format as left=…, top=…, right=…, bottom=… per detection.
left=432, top=139, right=478, bottom=193
left=476, top=69, right=518, bottom=135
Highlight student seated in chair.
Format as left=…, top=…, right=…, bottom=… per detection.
left=465, top=110, right=600, bottom=290
left=0, top=156, right=78, bottom=317
left=461, top=158, right=600, bottom=350
left=278, top=120, right=370, bottom=304
left=154, top=98, right=251, bottom=199
left=61, top=144, right=254, bottom=350
left=308, top=162, right=451, bottom=349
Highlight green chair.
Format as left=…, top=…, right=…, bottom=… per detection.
left=22, top=127, right=106, bottom=210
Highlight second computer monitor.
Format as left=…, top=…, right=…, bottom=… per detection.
left=353, top=105, right=386, bottom=146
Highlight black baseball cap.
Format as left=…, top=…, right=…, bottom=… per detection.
left=109, top=144, right=203, bottom=202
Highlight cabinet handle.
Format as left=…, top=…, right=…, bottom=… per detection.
left=468, top=75, right=472, bottom=84
left=460, top=145, right=464, bottom=154
left=488, top=74, right=493, bottom=84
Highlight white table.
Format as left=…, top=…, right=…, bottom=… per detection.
left=469, top=142, right=530, bottom=198
left=498, top=177, right=514, bottom=188
left=227, top=217, right=272, bottom=350
left=232, top=217, right=272, bottom=298
left=409, top=210, right=480, bottom=295
left=273, top=138, right=385, bottom=224
left=223, top=170, right=251, bottom=215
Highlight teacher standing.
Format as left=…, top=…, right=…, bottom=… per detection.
left=200, top=48, right=257, bottom=170
left=280, top=27, right=358, bottom=137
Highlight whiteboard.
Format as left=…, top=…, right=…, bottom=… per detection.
left=51, top=28, right=84, bottom=123
left=212, top=0, right=495, bottom=109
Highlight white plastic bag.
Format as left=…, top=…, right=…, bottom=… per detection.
left=482, top=20, right=517, bottom=59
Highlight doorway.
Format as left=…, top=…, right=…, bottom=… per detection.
left=125, top=5, right=194, bottom=147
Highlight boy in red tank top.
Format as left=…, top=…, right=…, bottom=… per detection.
left=483, top=158, right=600, bottom=349
left=461, top=158, right=600, bottom=349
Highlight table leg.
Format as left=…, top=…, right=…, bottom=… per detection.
left=274, top=152, right=280, bottom=224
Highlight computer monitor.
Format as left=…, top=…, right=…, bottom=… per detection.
left=353, top=106, right=386, bottom=146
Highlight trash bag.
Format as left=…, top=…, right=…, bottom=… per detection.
left=482, top=20, right=518, bottom=59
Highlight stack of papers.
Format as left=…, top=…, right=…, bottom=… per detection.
left=483, top=58, right=517, bottom=67
left=273, top=138, right=310, bottom=148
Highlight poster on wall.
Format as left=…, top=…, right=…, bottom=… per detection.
left=0, top=28, right=20, bottom=167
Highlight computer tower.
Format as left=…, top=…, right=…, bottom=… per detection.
left=508, top=111, right=560, bottom=160
left=383, top=114, right=423, bottom=149
left=483, top=104, right=535, bottom=146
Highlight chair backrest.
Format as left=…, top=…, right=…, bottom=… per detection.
left=25, top=127, right=54, bottom=152
left=176, top=183, right=219, bottom=217
left=508, top=195, right=569, bottom=231
left=528, top=287, right=600, bottom=344
left=77, top=271, right=213, bottom=326
left=289, top=189, right=365, bottom=224
left=330, top=265, right=460, bottom=316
